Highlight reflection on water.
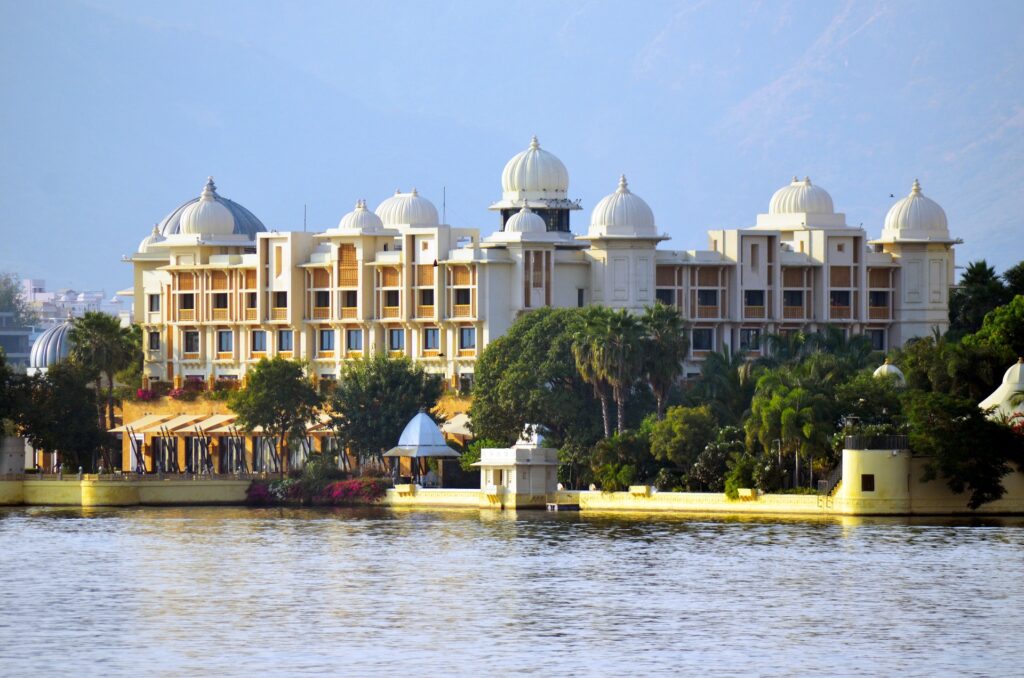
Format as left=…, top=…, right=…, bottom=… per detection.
left=1, top=507, right=1022, bottom=676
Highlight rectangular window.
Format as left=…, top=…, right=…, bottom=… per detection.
left=423, top=328, right=440, bottom=351
left=217, top=330, right=233, bottom=353
left=213, top=293, right=228, bottom=309
left=867, top=329, right=885, bottom=352
left=655, top=289, right=673, bottom=306
left=346, top=329, right=363, bottom=351
left=830, top=290, right=851, bottom=306
left=252, top=330, right=267, bottom=352
left=246, top=292, right=257, bottom=308
left=148, top=331, right=160, bottom=350
left=148, top=294, right=160, bottom=312
left=577, top=288, right=585, bottom=308
left=315, top=290, right=330, bottom=307
left=459, top=327, right=476, bottom=350
left=184, top=331, right=200, bottom=354
left=861, top=474, right=875, bottom=492
left=750, top=243, right=759, bottom=272
left=696, top=289, right=718, bottom=306
left=384, top=290, right=400, bottom=307
left=278, top=329, right=293, bottom=352
left=388, top=328, right=405, bottom=351
left=739, top=328, right=761, bottom=351
left=744, top=290, right=765, bottom=307
left=319, top=329, right=335, bottom=352
left=782, top=290, right=804, bottom=307
left=692, top=328, right=713, bottom=352
left=869, top=290, right=889, bottom=307
left=179, top=294, right=195, bottom=310
left=342, top=290, right=358, bottom=308
left=454, top=288, right=471, bottom=305
left=273, top=291, right=287, bottom=308
left=420, top=289, right=435, bottom=306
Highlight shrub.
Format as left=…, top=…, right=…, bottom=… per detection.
left=316, top=478, right=389, bottom=506
left=246, top=481, right=274, bottom=505
left=135, top=388, right=156, bottom=402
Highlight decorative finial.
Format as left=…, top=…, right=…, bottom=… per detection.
left=520, top=204, right=532, bottom=213
left=529, top=136, right=539, bottom=150
left=411, top=188, right=419, bottom=197
left=911, top=179, right=921, bottom=194
left=884, top=358, right=890, bottom=365
left=152, top=224, right=160, bottom=235
left=618, top=174, right=629, bottom=192
left=804, top=176, right=811, bottom=184
left=395, top=188, right=401, bottom=195
left=200, top=176, right=216, bottom=201
left=1018, top=356, right=1023, bottom=364
left=791, top=175, right=799, bottom=183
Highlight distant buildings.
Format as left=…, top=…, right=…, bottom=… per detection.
left=127, top=138, right=956, bottom=389
left=21, top=279, right=131, bottom=326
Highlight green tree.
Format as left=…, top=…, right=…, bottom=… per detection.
left=649, top=405, right=717, bottom=483
left=0, top=272, right=38, bottom=326
left=590, top=430, right=657, bottom=491
left=641, top=303, right=689, bottom=419
left=964, top=294, right=1024, bottom=360
left=572, top=306, right=614, bottom=438
left=68, top=312, right=138, bottom=440
left=0, top=349, right=18, bottom=435
left=472, top=307, right=602, bottom=450
left=16, top=361, right=104, bottom=471
left=949, top=260, right=1010, bottom=337
left=904, top=390, right=1024, bottom=509
left=691, top=348, right=757, bottom=426
left=458, top=437, right=503, bottom=472
left=602, top=310, right=644, bottom=434
left=230, top=357, right=321, bottom=476
left=1003, top=261, right=1024, bottom=297
left=689, top=425, right=744, bottom=491
left=329, top=354, right=443, bottom=466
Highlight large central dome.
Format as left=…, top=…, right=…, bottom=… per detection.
left=500, top=136, right=569, bottom=198
left=375, top=189, right=439, bottom=227
left=588, top=175, right=657, bottom=239
left=769, top=177, right=834, bottom=215
left=157, top=177, right=265, bottom=239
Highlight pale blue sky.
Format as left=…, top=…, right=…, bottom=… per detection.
left=1, top=0, right=1021, bottom=295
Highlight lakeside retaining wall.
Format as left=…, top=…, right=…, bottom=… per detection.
left=0, top=476, right=251, bottom=507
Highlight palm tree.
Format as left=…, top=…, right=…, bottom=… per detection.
left=758, top=330, right=808, bottom=369
left=68, top=312, right=138, bottom=445
left=600, top=309, right=644, bottom=434
left=572, top=306, right=613, bottom=438
left=694, top=347, right=757, bottom=426
left=641, top=303, right=689, bottom=419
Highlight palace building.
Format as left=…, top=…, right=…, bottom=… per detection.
left=128, top=138, right=956, bottom=389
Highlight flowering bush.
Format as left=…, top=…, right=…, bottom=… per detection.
left=168, top=387, right=198, bottom=401
left=135, top=388, right=156, bottom=402
left=246, top=474, right=389, bottom=506
left=246, top=481, right=274, bottom=505
left=316, top=478, right=389, bottom=506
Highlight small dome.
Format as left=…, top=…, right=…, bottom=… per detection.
left=769, top=176, right=834, bottom=215
left=1002, top=357, right=1024, bottom=386
left=979, top=357, right=1024, bottom=418
left=872, top=359, right=906, bottom=386
left=178, top=177, right=237, bottom=236
left=501, top=136, right=569, bottom=197
left=504, top=206, right=546, bottom=234
left=336, top=199, right=384, bottom=233
left=157, top=177, right=265, bottom=239
left=138, top=224, right=165, bottom=253
left=375, top=189, right=439, bottom=227
left=881, top=179, right=949, bottom=241
left=29, top=319, right=73, bottom=371
left=588, top=175, right=657, bottom=238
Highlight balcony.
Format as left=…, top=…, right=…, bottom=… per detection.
left=339, top=268, right=358, bottom=286
left=452, top=304, right=472, bottom=318
left=179, top=309, right=195, bottom=321
left=380, top=306, right=400, bottom=319
left=830, top=306, right=852, bottom=320
left=783, top=306, right=805, bottom=320
left=457, top=349, right=476, bottom=358
left=317, top=351, right=335, bottom=359
left=340, top=307, right=358, bottom=320
left=270, top=307, right=288, bottom=321
left=211, top=308, right=228, bottom=321
left=216, top=352, right=233, bottom=361
left=312, top=307, right=330, bottom=320
left=244, top=308, right=257, bottom=321
left=696, top=305, right=719, bottom=319
left=743, top=306, right=766, bottom=319
left=869, top=306, right=890, bottom=320
left=182, top=352, right=200, bottom=361
left=416, top=305, right=434, bottom=319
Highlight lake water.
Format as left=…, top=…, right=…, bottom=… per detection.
left=1, top=507, right=1022, bottom=676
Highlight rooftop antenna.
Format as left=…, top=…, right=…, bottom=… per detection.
left=303, top=203, right=307, bottom=232
left=442, top=186, right=447, bottom=224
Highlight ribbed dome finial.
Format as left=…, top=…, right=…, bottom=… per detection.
left=912, top=178, right=921, bottom=194
left=617, top=174, right=629, bottom=193
left=791, top=175, right=799, bottom=183
left=200, top=177, right=216, bottom=201
left=529, top=136, right=539, bottom=150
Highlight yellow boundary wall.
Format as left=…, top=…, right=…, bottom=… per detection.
left=1, top=477, right=251, bottom=507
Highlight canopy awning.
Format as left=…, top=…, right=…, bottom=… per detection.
left=142, top=413, right=207, bottom=434
left=383, top=445, right=460, bottom=458
left=108, top=413, right=173, bottom=434
left=192, top=414, right=237, bottom=433
left=441, top=413, right=472, bottom=438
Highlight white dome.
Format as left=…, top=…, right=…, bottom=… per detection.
left=375, top=189, right=439, bottom=227
left=138, top=224, right=165, bottom=253
left=769, top=176, right=834, bottom=215
left=588, top=175, right=657, bottom=238
left=979, top=358, right=1024, bottom=418
left=504, top=206, right=546, bottom=234
left=881, top=180, right=949, bottom=241
left=178, top=177, right=236, bottom=236
left=1001, top=357, right=1024, bottom=386
left=336, top=199, right=384, bottom=233
left=501, top=136, right=569, bottom=198
left=872, top=359, right=906, bottom=386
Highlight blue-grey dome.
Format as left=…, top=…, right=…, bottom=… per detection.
left=30, top=320, right=73, bottom=371
left=157, top=177, right=265, bottom=239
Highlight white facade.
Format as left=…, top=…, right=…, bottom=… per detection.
left=128, top=142, right=956, bottom=388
